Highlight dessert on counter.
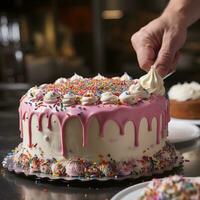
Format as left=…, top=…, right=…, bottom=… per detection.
left=12, top=67, right=182, bottom=178
left=140, top=175, right=200, bottom=200
left=168, top=82, right=200, bottom=119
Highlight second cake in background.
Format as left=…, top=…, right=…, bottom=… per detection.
left=168, top=82, right=200, bottom=119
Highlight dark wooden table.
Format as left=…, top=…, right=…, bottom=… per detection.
left=0, top=111, right=199, bottom=200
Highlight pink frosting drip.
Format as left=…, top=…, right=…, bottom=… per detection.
left=18, top=95, right=170, bottom=156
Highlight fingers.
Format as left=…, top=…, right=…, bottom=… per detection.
left=131, top=25, right=183, bottom=77
left=154, top=33, right=179, bottom=77
left=136, top=46, right=156, bottom=72
left=131, top=33, right=156, bottom=72
left=170, top=51, right=180, bottom=72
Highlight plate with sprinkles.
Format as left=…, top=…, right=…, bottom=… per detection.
left=111, top=175, right=200, bottom=200
left=111, top=181, right=148, bottom=200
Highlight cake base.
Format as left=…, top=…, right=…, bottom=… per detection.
left=2, top=141, right=183, bottom=181
left=170, top=99, right=200, bottom=119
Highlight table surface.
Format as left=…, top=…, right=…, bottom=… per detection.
left=0, top=111, right=200, bottom=200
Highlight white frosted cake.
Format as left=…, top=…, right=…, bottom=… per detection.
left=13, top=67, right=182, bottom=178
left=168, top=82, right=200, bottom=119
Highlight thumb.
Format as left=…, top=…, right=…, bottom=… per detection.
left=154, top=34, right=176, bottom=77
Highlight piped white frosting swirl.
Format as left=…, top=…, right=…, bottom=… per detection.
left=129, top=82, right=150, bottom=99
left=112, top=76, right=120, bottom=80
left=27, top=86, right=43, bottom=100
left=39, top=84, right=48, bottom=89
left=70, top=73, right=83, bottom=81
left=81, top=92, right=98, bottom=105
left=168, top=82, right=200, bottom=101
left=65, top=159, right=84, bottom=177
left=44, top=91, right=60, bottom=103
left=100, top=92, right=118, bottom=104
left=119, top=91, right=137, bottom=105
left=55, top=77, right=68, bottom=84
left=62, top=92, right=76, bottom=106
left=93, top=73, right=106, bottom=80
left=139, top=66, right=165, bottom=95
left=120, top=72, right=132, bottom=81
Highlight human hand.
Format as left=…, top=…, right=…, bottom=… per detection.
left=131, top=15, right=187, bottom=77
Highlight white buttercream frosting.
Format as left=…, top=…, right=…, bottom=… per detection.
left=129, top=82, right=150, bottom=99
left=70, top=73, right=83, bottom=81
left=81, top=92, right=98, bottom=105
left=65, top=159, right=84, bottom=176
left=139, top=66, right=165, bottom=96
left=119, top=91, right=137, bottom=105
left=39, top=84, right=48, bottom=89
left=112, top=76, right=120, bottom=80
left=44, top=91, right=60, bottom=103
left=27, top=86, right=43, bottom=100
left=51, top=161, right=65, bottom=176
left=62, top=92, right=76, bottom=106
left=100, top=92, right=118, bottom=104
left=120, top=72, right=132, bottom=81
left=168, top=82, right=200, bottom=101
left=93, top=73, right=106, bottom=80
left=55, top=77, right=68, bottom=84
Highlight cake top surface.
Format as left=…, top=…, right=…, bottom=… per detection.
left=21, top=67, right=165, bottom=109
left=140, top=175, right=200, bottom=200
left=168, top=81, right=200, bottom=101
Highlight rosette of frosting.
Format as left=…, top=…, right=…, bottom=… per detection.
left=70, top=73, right=83, bottom=81
left=44, top=91, right=60, bottom=103
left=112, top=76, right=120, bottom=80
left=99, top=163, right=111, bottom=176
left=117, top=162, right=132, bottom=176
left=65, top=159, right=84, bottom=177
left=168, top=82, right=200, bottom=101
left=39, top=84, right=48, bottom=89
left=120, top=72, right=132, bottom=81
left=27, top=86, right=43, bottom=100
left=100, top=92, right=118, bottom=104
left=62, top=92, right=76, bottom=106
left=51, top=161, right=66, bottom=176
left=129, top=82, right=150, bottom=100
left=139, top=66, right=165, bottom=95
left=55, top=77, right=68, bottom=84
left=29, top=156, right=40, bottom=173
left=119, top=91, right=137, bottom=105
left=93, top=73, right=106, bottom=80
left=40, top=160, right=52, bottom=174
left=81, top=91, right=98, bottom=105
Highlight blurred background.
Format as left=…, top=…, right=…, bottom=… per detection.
left=0, top=0, right=200, bottom=110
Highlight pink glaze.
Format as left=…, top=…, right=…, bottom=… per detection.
left=47, top=113, right=53, bottom=130
left=28, top=113, right=34, bottom=147
left=18, top=95, right=170, bottom=156
left=38, top=113, right=45, bottom=131
left=19, top=109, right=23, bottom=138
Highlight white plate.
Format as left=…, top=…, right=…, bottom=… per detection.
left=167, top=120, right=200, bottom=143
left=111, top=177, right=200, bottom=200
left=171, top=117, right=200, bottom=126
left=111, top=181, right=149, bottom=200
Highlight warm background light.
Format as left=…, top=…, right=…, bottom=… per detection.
left=102, top=10, right=123, bottom=19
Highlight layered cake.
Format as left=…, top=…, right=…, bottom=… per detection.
left=168, top=82, right=200, bottom=119
left=140, top=175, right=200, bottom=200
left=13, top=67, right=182, bottom=178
